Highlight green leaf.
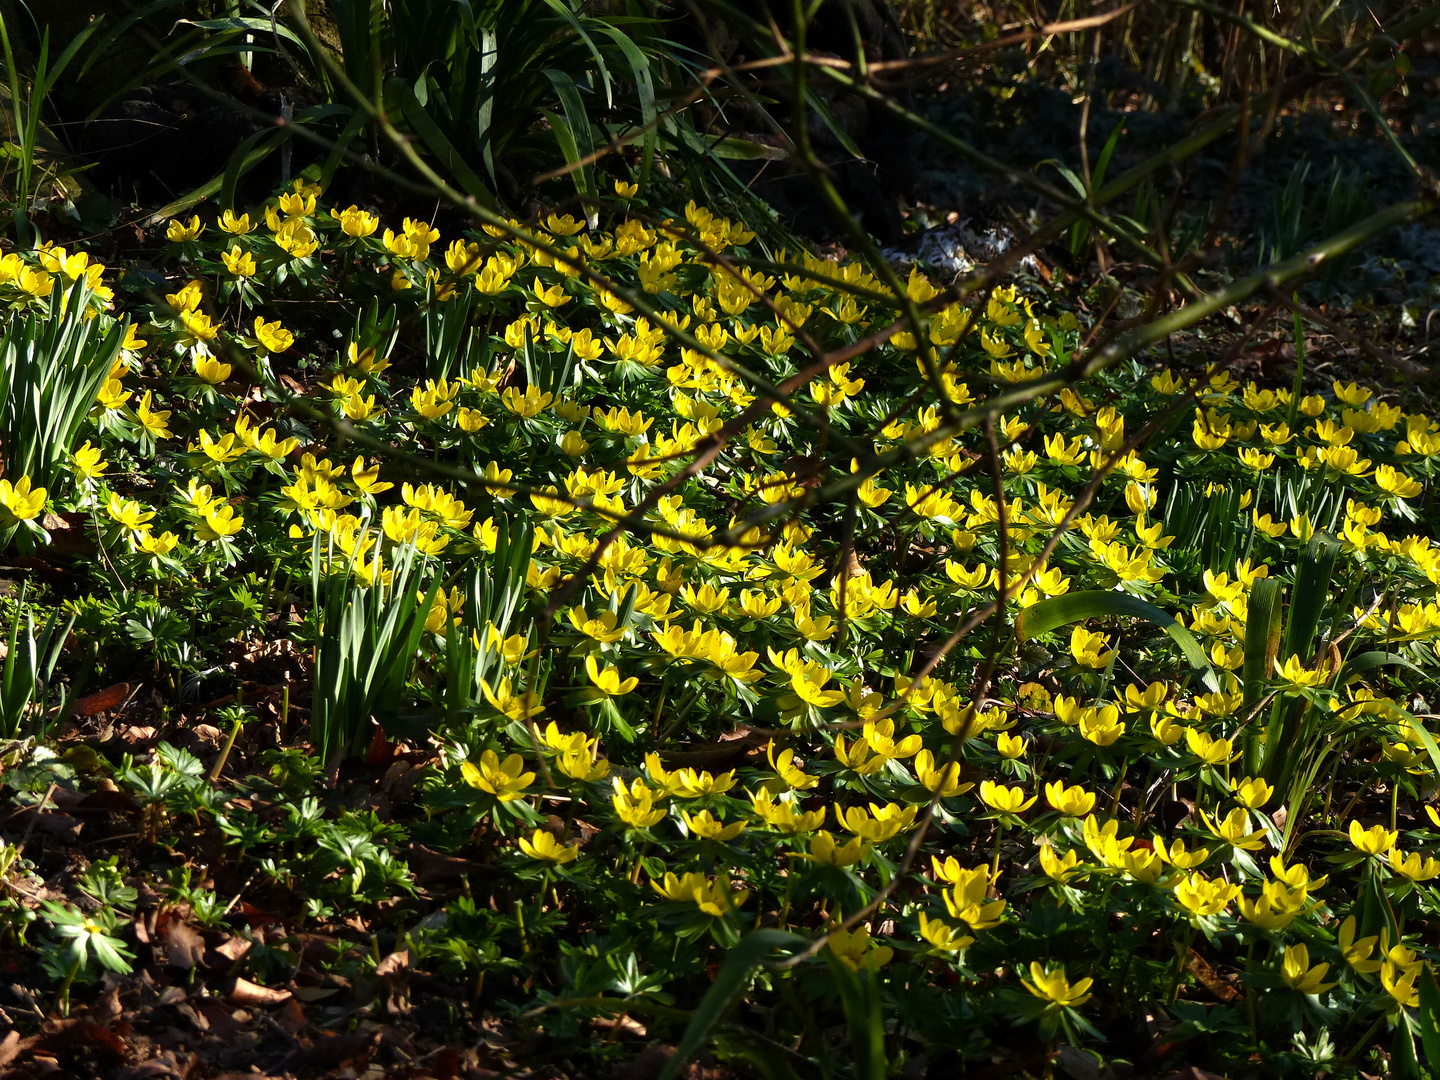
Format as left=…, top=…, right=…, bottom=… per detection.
left=658, top=929, right=810, bottom=1080
left=1399, top=707, right=1440, bottom=779
left=542, top=68, right=596, bottom=201
left=1341, top=651, right=1426, bottom=680
left=1014, top=590, right=1218, bottom=690
left=385, top=76, right=499, bottom=210
left=1242, top=577, right=1282, bottom=706
left=826, top=955, right=887, bottom=1080
left=705, top=136, right=787, bottom=161
left=1280, top=532, right=1341, bottom=664
left=1418, top=965, right=1440, bottom=1070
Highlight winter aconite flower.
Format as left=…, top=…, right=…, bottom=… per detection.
left=1382, top=962, right=1420, bottom=1009
left=1280, top=944, right=1337, bottom=994
left=518, top=829, right=580, bottom=863
left=826, top=925, right=892, bottom=971
left=1021, top=963, right=1093, bottom=1008
left=583, top=655, right=637, bottom=698
left=1044, top=781, right=1096, bottom=817
left=1388, top=849, right=1440, bottom=881
left=193, top=355, right=232, bottom=384
left=917, top=912, right=974, bottom=952
left=1174, top=873, right=1241, bottom=917
left=461, top=750, right=535, bottom=801
left=1069, top=626, right=1113, bottom=668
left=0, top=477, right=45, bottom=521
left=1349, top=820, right=1398, bottom=856
left=166, top=215, right=204, bottom=242
left=253, top=317, right=294, bottom=355
left=979, top=781, right=1036, bottom=815
left=680, top=808, right=745, bottom=841
left=649, top=871, right=747, bottom=916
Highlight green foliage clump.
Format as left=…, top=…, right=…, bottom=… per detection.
left=1, top=176, right=1439, bottom=1075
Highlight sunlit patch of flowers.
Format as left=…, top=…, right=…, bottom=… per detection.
left=12, top=172, right=1440, bottom=1070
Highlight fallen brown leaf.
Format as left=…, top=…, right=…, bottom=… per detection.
left=229, top=977, right=292, bottom=1007
left=72, top=682, right=133, bottom=718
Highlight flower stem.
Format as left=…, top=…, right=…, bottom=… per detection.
left=1168, top=925, right=1198, bottom=1003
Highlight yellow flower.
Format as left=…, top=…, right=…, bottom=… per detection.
left=1388, top=848, right=1440, bottom=881
left=915, top=750, right=971, bottom=797
left=219, top=210, right=254, bottom=235
left=16, top=266, right=52, bottom=298
left=611, top=777, right=666, bottom=829
left=1201, top=807, right=1267, bottom=851
left=335, top=205, right=379, bottom=238
left=1173, top=872, right=1241, bottom=917
left=1280, top=944, right=1337, bottom=994
left=1021, top=962, right=1094, bottom=1008
left=544, top=212, right=586, bottom=236
left=766, top=742, right=819, bottom=790
left=1238, top=447, right=1275, bottom=471
left=194, top=504, right=243, bottom=541
left=794, top=611, right=836, bottom=641
left=648, top=755, right=736, bottom=799
left=479, top=676, right=544, bottom=721
left=996, top=732, right=1029, bottom=758
left=1079, top=707, right=1124, bottom=746
left=1349, top=819, right=1398, bottom=856
left=461, top=749, right=535, bottom=801
left=347, top=456, right=392, bottom=495
left=1153, top=837, right=1209, bottom=870
left=583, top=654, right=638, bottom=697
left=531, top=277, right=571, bottom=307
left=827, top=925, right=893, bottom=971
left=833, top=734, right=884, bottom=775
left=569, top=607, right=627, bottom=643
left=978, top=781, right=1036, bottom=815
left=221, top=245, right=256, bottom=277
left=836, top=802, right=917, bottom=843
left=196, top=428, right=245, bottom=463
left=166, top=215, right=204, bottom=242
left=72, top=441, right=108, bottom=479
left=1044, top=780, right=1096, bottom=817
left=1238, top=881, right=1306, bottom=931
left=106, top=494, right=154, bottom=531
left=940, top=864, right=1006, bottom=929
left=518, top=829, right=580, bottom=863
left=1039, top=844, right=1082, bottom=882
left=193, top=355, right=232, bottom=384
left=1338, top=915, right=1382, bottom=973
left=253, top=316, right=294, bottom=354
left=502, top=384, right=554, bottom=418
left=1276, top=654, right=1327, bottom=689
left=749, top=789, right=824, bottom=834
left=917, top=912, right=974, bottom=952
left=650, top=871, right=748, bottom=916
left=680, top=808, right=746, bottom=841
left=97, top=378, right=131, bottom=411
left=1382, top=961, right=1420, bottom=1009
left=804, top=830, right=867, bottom=866
left=1150, top=714, right=1184, bottom=746
left=1233, top=776, right=1273, bottom=809
left=786, top=665, right=843, bottom=709
left=1375, top=464, right=1424, bottom=499
left=1185, top=727, right=1238, bottom=766
left=1071, top=624, right=1111, bottom=668
left=135, top=530, right=179, bottom=557
left=0, top=476, right=46, bottom=521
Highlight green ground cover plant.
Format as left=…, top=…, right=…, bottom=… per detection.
left=0, top=170, right=1437, bottom=1076
left=0, top=0, right=1438, bottom=1075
